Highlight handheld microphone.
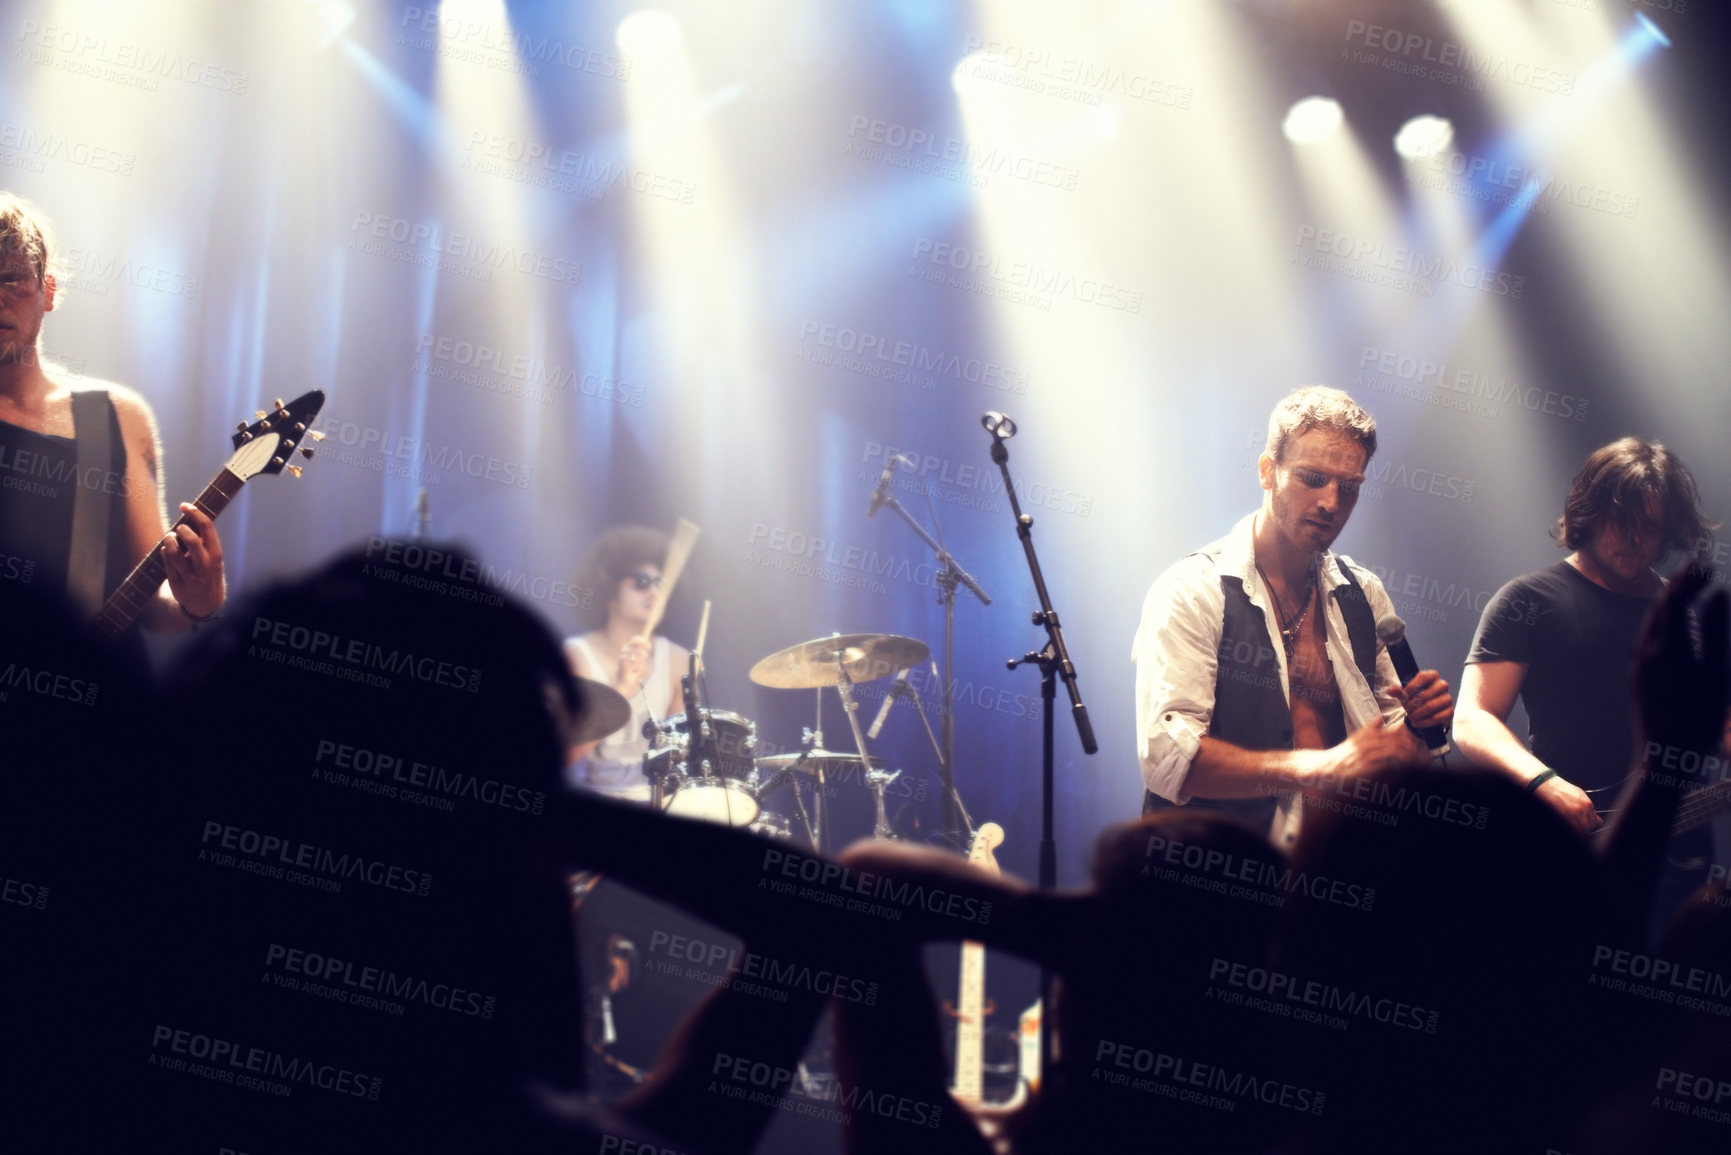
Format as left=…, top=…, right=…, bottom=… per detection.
left=1376, top=613, right=1451, bottom=756
left=867, top=668, right=912, bottom=739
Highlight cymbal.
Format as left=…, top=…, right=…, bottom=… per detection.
left=755, top=749, right=886, bottom=773
left=570, top=676, right=632, bottom=745
left=748, top=633, right=930, bottom=689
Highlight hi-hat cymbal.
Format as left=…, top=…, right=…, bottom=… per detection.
left=748, top=633, right=930, bottom=689
left=570, top=676, right=632, bottom=745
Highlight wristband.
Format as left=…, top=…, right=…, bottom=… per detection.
left=1525, top=769, right=1558, bottom=795
left=180, top=601, right=223, bottom=623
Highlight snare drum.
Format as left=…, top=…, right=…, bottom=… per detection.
left=645, top=709, right=761, bottom=826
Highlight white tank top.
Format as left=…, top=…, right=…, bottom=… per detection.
left=563, top=634, right=676, bottom=799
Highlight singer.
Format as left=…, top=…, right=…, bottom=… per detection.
left=563, top=524, right=692, bottom=800
left=1131, top=387, right=1453, bottom=844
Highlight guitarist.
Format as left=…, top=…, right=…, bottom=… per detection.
left=1454, top=437, right=1727, bottom=928
left=0, top=193, right=224, bottom=635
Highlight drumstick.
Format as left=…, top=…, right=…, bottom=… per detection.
left=642, top=517, right=700, bottom=639
left=694, top=599, right=712, bottom=671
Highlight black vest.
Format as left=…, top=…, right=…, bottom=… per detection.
left=1143, top=546, right=1380, bottom=834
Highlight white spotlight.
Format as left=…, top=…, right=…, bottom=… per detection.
left=1394, top=115, right=1454, bottom=160
left=1282, top=97, right=1343, bottom=144
left=617, top=10, right=683, bottom=58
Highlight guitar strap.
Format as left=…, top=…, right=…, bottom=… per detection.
left=66, top=389, right=118, bottom=616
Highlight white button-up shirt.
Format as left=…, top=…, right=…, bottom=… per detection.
left=1131, top=512, right=1409, bottom=843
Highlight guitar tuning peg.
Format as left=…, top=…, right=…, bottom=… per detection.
left=235, top=421, right=249, bottom=432
left=274, top=397, right=287, bottom=411
left=299, top=446, right=316, bottom=459
left=309, top=430, right=326, bottom=442
left=287, top=464, right=303, bottom=478
left=271, top=456, right=285, bottom=468
left=293, top=422, right=306, bottom=433
left=254, top=410, right=267, bottom=420
left=281, top=440, right=296, bottom=452
left=238, top=432, right=253, bottom=442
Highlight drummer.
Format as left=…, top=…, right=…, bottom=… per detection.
left=565, top=525, right=692, bottom=800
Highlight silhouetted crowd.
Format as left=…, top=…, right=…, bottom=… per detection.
left=4, top=542, right=1728, bottom=1154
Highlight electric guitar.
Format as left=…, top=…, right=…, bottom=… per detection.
left=949, top=821, right=1027, bottom=1112
left=94, top=391, right=326, bottom=637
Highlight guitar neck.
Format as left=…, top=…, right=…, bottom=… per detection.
left=1670, top=776, right=1731, bottom=838
left=953, top=940, right=986, bottom=1104
left=94, top=469, right=244, bottom=637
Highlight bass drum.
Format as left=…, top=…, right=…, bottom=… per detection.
left=645, top=709, right=761, bottom=826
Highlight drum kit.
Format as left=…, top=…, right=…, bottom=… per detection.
left=572, top=630, right=938, bottom=851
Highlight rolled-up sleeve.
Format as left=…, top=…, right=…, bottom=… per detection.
left=1132, top=568, right=1222, bottom=803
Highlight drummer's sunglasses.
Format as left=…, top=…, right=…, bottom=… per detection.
left=629, top=571, right=664, bottom=591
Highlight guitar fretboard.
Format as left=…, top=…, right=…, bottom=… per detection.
left=95, top=469, right=245, bottom=637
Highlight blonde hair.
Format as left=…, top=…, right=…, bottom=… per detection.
left=1264, top=385, right=1377, bottom=463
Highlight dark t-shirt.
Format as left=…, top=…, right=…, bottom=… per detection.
left=1467, top=561, right=1654, bottom=802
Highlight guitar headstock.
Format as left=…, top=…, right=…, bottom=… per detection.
left=226, top=390, right=327, bottom=482
left=965, top=822, right=1005, bottom=874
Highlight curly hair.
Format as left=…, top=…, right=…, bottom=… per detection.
left=571, top=525, right=671, bottom=630
left=1554, top=437, right=1715, bottom=556
left=1264, top=386, right=1378, bottom=465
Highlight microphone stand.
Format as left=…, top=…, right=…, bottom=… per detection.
left=873, top=485, right=990, bottom=840
left=984, top=413, right=1097, bottom=1082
